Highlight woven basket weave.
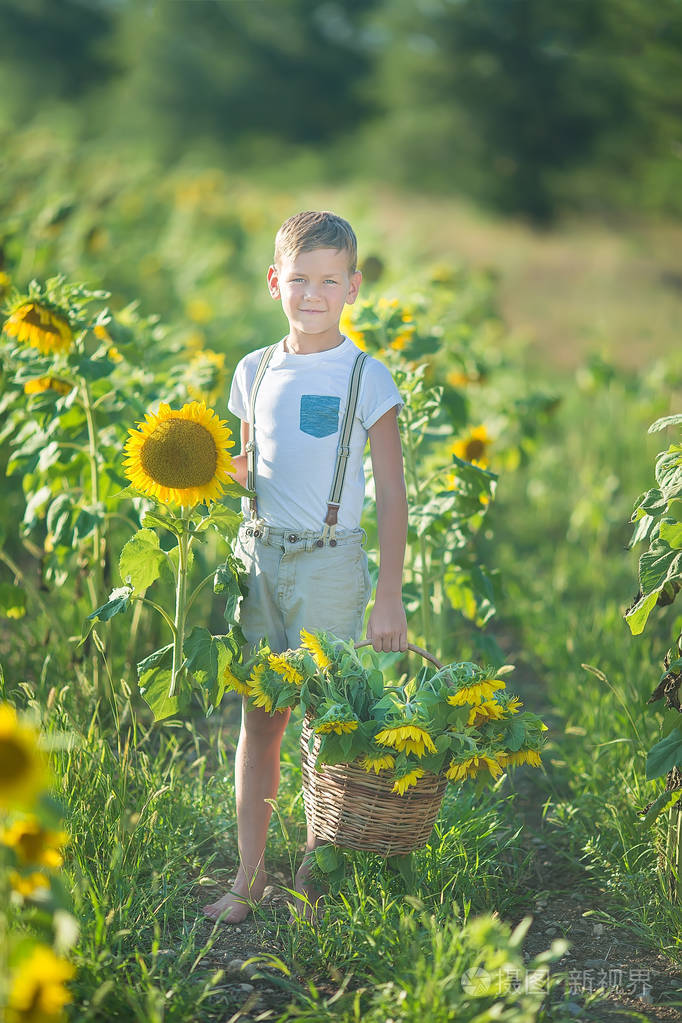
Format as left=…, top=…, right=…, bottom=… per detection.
left=299, top=641, right=448, bottom=856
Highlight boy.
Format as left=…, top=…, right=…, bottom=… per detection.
left=203, top=211, right=408, bottom=923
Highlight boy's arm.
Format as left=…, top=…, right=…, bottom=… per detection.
left=228, top=421, right=249, bottom=488
left=366, top=406, right=408, bottom=653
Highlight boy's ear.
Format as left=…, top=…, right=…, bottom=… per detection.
left=267, top=265, right=280, bottom=299
left=346, top=269, right=362, bottom=306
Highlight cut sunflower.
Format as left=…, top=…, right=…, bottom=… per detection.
left=392, top=767, right=424, bottom=795
left=268, top=653, right=304, bottom=686
left=374, top=723, right=437, bottom=758
left=3, top=301, right=73, bottom=356
left=445, top=753, right=506, bottom=782
left=124, top=400, right=235, bottom=507
left=300, top=628, right=332, bottom=670
left=447, top=678, right=505, bottom=708
left=358, top=752, right=395, bottom=774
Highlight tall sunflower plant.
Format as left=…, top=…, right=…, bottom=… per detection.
left=227, top=629, right=547, bottom=796
left=341, top=283, right=559, bottom=665
left=86, top=398, right=250, bottom=721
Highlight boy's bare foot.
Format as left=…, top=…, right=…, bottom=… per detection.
left=202, top=867, right=266, bottom=923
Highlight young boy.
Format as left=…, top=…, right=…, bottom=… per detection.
left=203, top=211, right=408, bottom=923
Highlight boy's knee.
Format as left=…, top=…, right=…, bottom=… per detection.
left=241, top=702, right=290, bottom=739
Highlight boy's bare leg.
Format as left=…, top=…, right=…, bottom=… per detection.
left=291, top=826, right=324, bottom=921
left=203, top=702, right=290, bottom=923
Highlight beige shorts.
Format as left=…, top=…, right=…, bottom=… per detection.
left=234, top=519, right=372, bottom=654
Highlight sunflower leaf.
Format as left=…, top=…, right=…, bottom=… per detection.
left=87, top=585, right=134, bottom=622
left=119, top=528, right=167, bottom=593
left=646, top=727, right=682, bottom=781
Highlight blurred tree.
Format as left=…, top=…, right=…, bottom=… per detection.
left=103, top=0, right=380, bottom=154
left=367, top=0, right=682, bottom=221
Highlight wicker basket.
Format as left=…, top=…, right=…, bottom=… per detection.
left=299, top=641, right=448, bottom=856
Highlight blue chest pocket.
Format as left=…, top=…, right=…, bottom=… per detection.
left=300, top=394, right=340, bottom=438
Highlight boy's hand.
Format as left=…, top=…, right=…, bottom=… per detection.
left=366, top=595, right=408, bottom=653
left=228, top=453, right=248, bottom=488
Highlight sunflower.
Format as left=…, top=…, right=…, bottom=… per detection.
left=220, top=663, right=251, bottom=697
left=467, top=699, right=506, bottom=727
left=0, top=704, right=49, bottom=809
left=451, top=425, right=491, bottom=468
left=339, top=307, right=366, bottom=349
left=3, top=302, right=73, bottom=356
left=1, top=816, right=68, bottom=867
left=23, top=377, right=72, bottom=397
left=506, top=696, right=523, bottom=714
left=7, top=945, right=75, bottom=1022
left=248, top=663, right=285, bottom=715
left=300, top=628, right=332, bottom=670
left=315, top=718, right=358, bottom=735
left=9, top=870, right=50, bottom=898
left=123, top=400, right=235, bottom=507
left=374, top=723, right=437, bottom=758
left=268, top=653, right=303, bottom=686
left=504, top=749, right=542, bottom=768
left=447, top=679, right=505, bottom=708
left=445, top=754, right=506, bottom=782
left=392, top=767, right=424, bottom=795
left=187, top=348, right=226, bottom=406
left=358, top=752, right=395, bottom=774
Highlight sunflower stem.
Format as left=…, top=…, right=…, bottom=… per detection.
left=169, top=507, right=190, bottom=699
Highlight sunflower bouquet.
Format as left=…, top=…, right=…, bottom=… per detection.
left=227, top=629, right=547, bottom=796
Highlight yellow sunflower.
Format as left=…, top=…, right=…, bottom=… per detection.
left=445, top=754, right=506, bottom=782
left=9, top=870, right=50, bottom=898
left=392, top=767, right=424, bottom=795
left=123, top=400, right=235, bottom=507
left=248, top=663, right=285, bottom=714
left=300, top=628, right=332, bottom=670
left=1, top=816, right=68, bottom=867
left=504, top=749, right=542, bottom=768
left=467, top=699, right=506, bottom=726
left=339, top=307, right=366, bottom=349
left=451, top=425, right=491, bottom=468
left=187, top=348, right=226, bottom=406
left=0, top=704, right=49, bottom=809
left=220, top=664, right=251, bottom=697
left=268, top=654, right=303, bottom=686
left=358, top=753, right=395, bottom=774
left=315, top=719, right=358, bottom=735
left=447, top=679, right=505, bottom=708
left=23, top=377, right=73, bottom=397
left=7, top=945, right=75, bottom=1023
left=3, top=302, right=73, bottom=356
left=374, top=723, right=437, bottom=758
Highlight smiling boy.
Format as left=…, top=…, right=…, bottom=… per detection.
left=203, top=211, right=408, bottom=923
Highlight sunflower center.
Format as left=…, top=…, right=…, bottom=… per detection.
left=0, top=736, right=31, bottom=785
left=139, top=419, right=217, bottom=489
left=465, top=438, right=487, bottom=460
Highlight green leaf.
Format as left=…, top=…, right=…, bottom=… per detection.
left=639, top=541, right=682, bottom=596
left=88, top=585, right=134, bottom=622
left=642, top=789, right=682, bottom=828
left=387, top=854, right=416, bottom=891
left=119, top=529, right=167, bottom=593
left=660, top=521, right=682, bottom=550
left=649, top=414, right=682, bottom=433
left=0, top=583, right=26, bottom=619
left=138, top=667, right=184, bottom=721
left=202, top=503, right=242, bottom=538
left=646, top=727, right=682, bottom=781
left=142, top=510, right=181, bottom=536
left=625, top=590, right=659, bottom=636
left=136, top=643, right=173, bottom=675
left=183, top=627, right=219, bottom=686
left=314, top=844, right=343, bottom=874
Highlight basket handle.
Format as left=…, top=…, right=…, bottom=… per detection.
left=354, top=639, right=444, bottom=670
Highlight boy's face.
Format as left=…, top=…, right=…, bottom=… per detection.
left=267, top=247, right=362, bottom=340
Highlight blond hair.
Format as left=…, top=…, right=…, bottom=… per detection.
left=274, top=211, right=358, bottom=273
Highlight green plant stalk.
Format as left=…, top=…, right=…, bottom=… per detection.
left=80, top=377, right=105, bottom=604
left=401, top=421, right=433, bottom=643
left=676, top=803, right=682, bottom=904
left=169, top=508, right=190, bottom=698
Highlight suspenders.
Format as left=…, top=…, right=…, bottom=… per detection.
left=246, top=343, right=369, bottom=543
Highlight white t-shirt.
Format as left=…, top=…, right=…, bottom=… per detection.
left=228, top=336, right=403, bottom=531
